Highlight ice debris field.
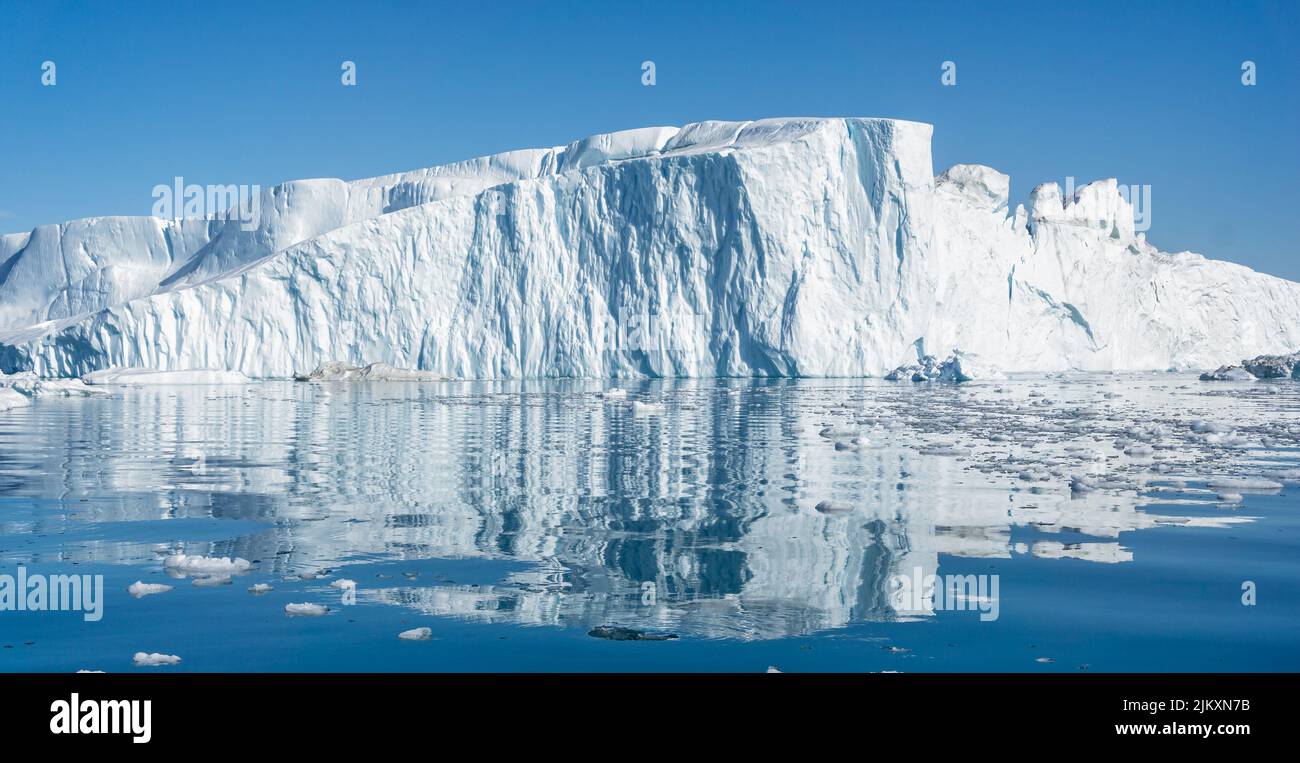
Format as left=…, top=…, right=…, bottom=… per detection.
left=0, top=371, right=1297, bottom=670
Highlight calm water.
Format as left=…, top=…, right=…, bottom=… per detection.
left=0, top=375, right=1296, bottom=672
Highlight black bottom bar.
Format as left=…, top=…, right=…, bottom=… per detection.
left=3, top=673, right=1287, bottom=748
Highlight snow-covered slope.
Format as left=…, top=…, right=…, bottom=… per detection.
left=2, top=117, right=1298, bottom=378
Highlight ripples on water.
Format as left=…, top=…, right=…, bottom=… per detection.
left=0, top=375, right=1296, bottom=671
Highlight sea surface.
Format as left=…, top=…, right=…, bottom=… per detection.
left=0, top=374, right=1296, bottom=672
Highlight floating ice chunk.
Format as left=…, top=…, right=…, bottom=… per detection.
left=587, top=625, right=678, bottom=641
left=1069, top=475, right=1101, bottom=493
left=398, top=627, right=433, bottom=641
left=1124, top=445, right=1153, bottom=457
left=814, top=500, right=854, bottom=514
left=1199, top=365, right=1255, bottom=381
left=766, top=666, right=782, bottom=673
left=1190, top=420, right=1230, bottom=434
left=1203, top=432, right=1249, bottom=447
left=819, top=425, right=860, bottom=439
left=285, top=602, right=329, bottom=616
left=294, top=361, right=443, bottom=381
left=1205, top=478, right=1283, bottom=491
left=919, top=446, right=971, bottom=456
left=1217, top=492, right=1244, bottom=503
left=0, top=388, right=32, bottom=412
left=76, top=670, right=105, bottom=673
left=1264, top=468, right=1300, bottom=484
left=133, top=652, right=181, bottom=666
left=937, top=351, right=1005, bottom=383
left=599, top=388, right=628, bottom=399
left=1, top=373, right=106, bottom=398
left=1241, top=352, right=1300, bottom=379
left=632, top=400, right=665, bottom=415
left=163, top=554, right=252, bottom=575
left=329, top=578, right=357, bottom=590
left=82, top=368, right=251, bottom=385
left=247, top=583, right=274, bottom=594
left=127, top=581, right=173, bottom=598
left=885, top=351, right=1002, bottom=383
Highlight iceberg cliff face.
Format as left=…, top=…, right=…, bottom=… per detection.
left=1, top=117, right=1298, bottom=378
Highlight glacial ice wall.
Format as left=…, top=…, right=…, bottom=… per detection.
left=1, top=116, right=1298, bottom=378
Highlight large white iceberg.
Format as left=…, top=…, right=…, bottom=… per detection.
left=1, top=117, right=1298, bottom=379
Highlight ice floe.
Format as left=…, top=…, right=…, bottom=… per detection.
left=83, top=368, right=251, bottom=385
left=163, top=554, right=252, bottom=576
left=127, top=581, right=173, bottom=598
left=285, top=603, right=329, bottom=616
left=132, top=652, right=181, bottom=666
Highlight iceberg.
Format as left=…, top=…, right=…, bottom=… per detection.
left=1, top=117, right=1298, bottom=379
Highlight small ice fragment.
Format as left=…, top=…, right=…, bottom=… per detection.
left=766, top=666, right=782, bottom=673
left=1035, top=657, right=1055, bottom=664
left=329, top=578, right=357, bottom=590
left=285, top=603, right=329, bottom=616
left=815, top=500, right=854, bottom=514
left=127, top=581, right=173, bottom=598
left=248, top=583, right=273, bottom=594
left=919, top=446, right=971, bottom=456
left=632, top=400, right=665, bottom=414
left=1069, top=475, right=1099, bottom=493
left=398, top=627, right=433, bottom=641
left=133, top=652, right=181, bottom=667
left=600, top=388, right=628, bottom=400
left=1206, top=478, right=1283, bottom=491
left=163, top=554, right=251, bottom=575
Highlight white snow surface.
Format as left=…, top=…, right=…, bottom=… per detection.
left=2, top=117, right=1298, bottom=379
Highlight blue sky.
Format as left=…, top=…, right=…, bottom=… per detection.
left=1, top=0, right=1297, bottom=278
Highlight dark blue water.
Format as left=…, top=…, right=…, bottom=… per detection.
left=0, top=376, right=1295, bottom=671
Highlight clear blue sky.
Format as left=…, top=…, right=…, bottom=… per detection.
left=1, top=0, right=1297, bottom=279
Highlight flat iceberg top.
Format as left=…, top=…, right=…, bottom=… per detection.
left=0, top=117, right=928, bottom=336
